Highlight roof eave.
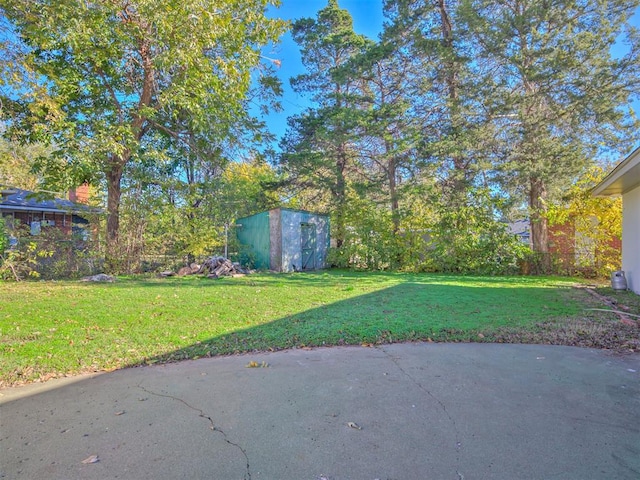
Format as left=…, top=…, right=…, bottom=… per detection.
left=592, top=146, right=640, bottom=197
left=0, top=205, right=87, bottom=214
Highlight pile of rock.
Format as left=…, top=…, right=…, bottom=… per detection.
left=81, top=273, right=116, bottom=283
left=198, top=256, right=250, bottom=278
left=160, top=256, right=250, bottom=279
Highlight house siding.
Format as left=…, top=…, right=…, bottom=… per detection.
left=2, top=211, right=76, bottom=235
left=622, top=185, right=640, bottom=294
left=548, top=222, right=576, bottom=272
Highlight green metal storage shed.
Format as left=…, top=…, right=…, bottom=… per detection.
left=236, top=208, right=330, bottom=272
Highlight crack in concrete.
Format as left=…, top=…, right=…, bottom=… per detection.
left=137, top=383, right=251, bottom=480
left=377, top=346, right=463, bottom=478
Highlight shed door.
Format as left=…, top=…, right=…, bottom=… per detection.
left=300, top=223, right=316, bottom=270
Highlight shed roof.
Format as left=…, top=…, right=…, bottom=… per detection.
left=0, top=188, right=95, bottom=215
left=592, top=146, right=640, bottom=197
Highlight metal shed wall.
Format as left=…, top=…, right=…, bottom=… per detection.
left=280, top=209, right=330, bottom=273
left=236, top=209, right=330, bottom=272
left=269, top=209, right=282, bottom=272
left=236, top=211, right=271, bottom=270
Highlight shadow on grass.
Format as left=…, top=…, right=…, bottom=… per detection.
left=130, top=279, right=581, bottom=367
left=104, top=270, right=574, bottom=292
left=97, top=270, right=379, bottom=290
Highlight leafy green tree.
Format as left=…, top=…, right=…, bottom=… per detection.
left=0, top=0, right=286, bottom=272
left=328, top=192, right=399, bottom=270
left=219, top=158, right=282, bottom=220
left=0, top=134, right=49, bottom=190
left=123, top=155, right=281, bottom=269
left=460, top=0, right=640, bottom=268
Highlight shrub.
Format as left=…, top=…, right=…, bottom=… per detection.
left=329, top=197, right=402, bottom=270
left=0, top=216, right=7, bottom=254
left=0, top=222, right=100, bottom=281
left=328, top=189, right=528, bottom=275
left=422, top=191, right=530, bottom=275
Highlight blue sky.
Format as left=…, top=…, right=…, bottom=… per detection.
left=259, top=0, right=640, bottom=153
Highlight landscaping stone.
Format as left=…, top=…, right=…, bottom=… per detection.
left=81, top=274, right=116, bottom=283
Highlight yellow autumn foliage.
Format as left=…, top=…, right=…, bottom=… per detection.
left=547, top=166, right=622, bottom=276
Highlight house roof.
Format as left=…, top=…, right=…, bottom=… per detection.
left=0, top=188, right=95, bottom=215
left=506, top=218, right=530, bottom=238
left=592, top=146, right=640, bottom=197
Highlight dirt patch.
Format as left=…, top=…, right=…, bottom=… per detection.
left=484, top=285, right=639, bottom=353
left=486, top=320, right=640, bottom=352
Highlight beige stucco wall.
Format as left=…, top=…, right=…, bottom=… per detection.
left=622, top=185, right=640, bottom=294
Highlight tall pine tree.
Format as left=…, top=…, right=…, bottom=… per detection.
left=279, top=0, right=370, bottom=247
left=461, top=0, right=640, bottom=267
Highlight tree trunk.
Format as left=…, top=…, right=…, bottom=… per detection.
left=105, top=159, right=125, bottom=273
left=385, top=144, right=400, bottom=235
left=438, top=0, right=456, bottom=101
left=437, top=0, right=470, bottom=201
left=529, top=176, right=551, bottom=272
left=334, top=149, right=347, bottom=249
left=389, top=163, right=399, bottom=234
left=331, top=138, right=350, bottom=249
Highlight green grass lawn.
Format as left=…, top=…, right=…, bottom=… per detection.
left=0, top=271, right=636, bottom=387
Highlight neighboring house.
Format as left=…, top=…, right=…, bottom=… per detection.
left=0, top=186, right=94, bottom=240
left=593, top=146, right=640, bottom=293
left=506, top=219, right=531, bottom=245
left=236, top=208, right=330, bottom=272
left=547, top=218, right=620, bottom=273
left=507, top=217, right=621, bottom=274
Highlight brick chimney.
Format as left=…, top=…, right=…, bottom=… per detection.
left=68, top=184, right=90, bottom=204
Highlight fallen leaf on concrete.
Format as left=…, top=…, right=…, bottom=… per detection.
left=114, top=411, right=125, bottom=416
left=81, top=454, right=99, bottom=464
left=246, top=361, right=269, bottom=368
left=347, top=422, right=362, bottom=430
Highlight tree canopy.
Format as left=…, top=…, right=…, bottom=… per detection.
left=1, top=0, right=638, bottom=276
left=276, top=0, right=638, bottom=273
left=0, top=0, right=286, bottom=271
